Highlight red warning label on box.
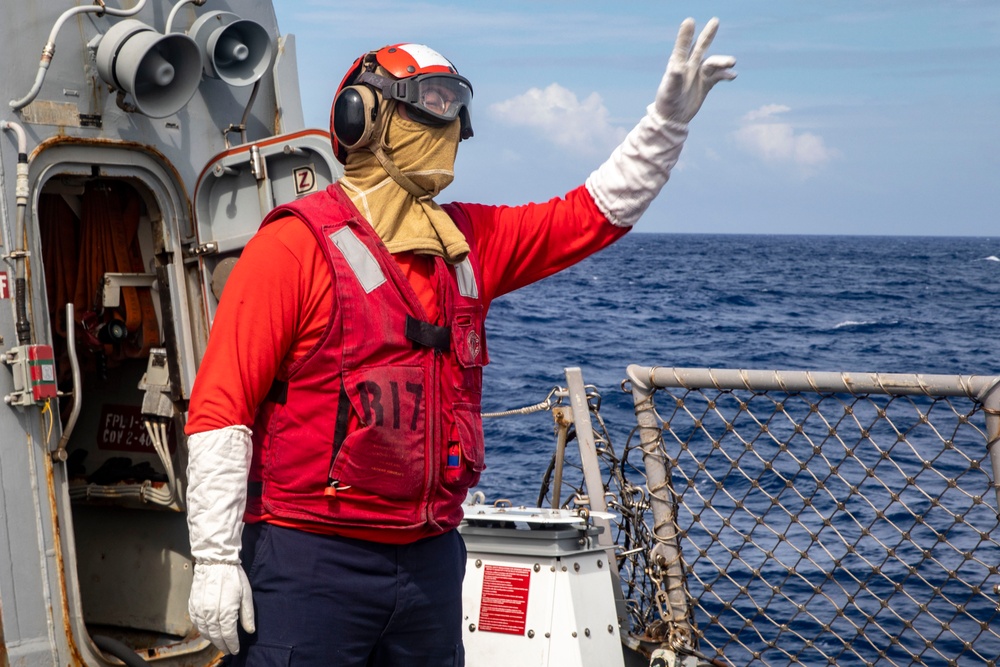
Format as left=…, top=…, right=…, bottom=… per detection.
left=478, top=565, right=531, bottom=635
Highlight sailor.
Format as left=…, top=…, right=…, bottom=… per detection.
left=184, top=18, right=735, bottom=666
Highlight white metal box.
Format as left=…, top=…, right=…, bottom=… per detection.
left=460, top=506, right=625, bottom=667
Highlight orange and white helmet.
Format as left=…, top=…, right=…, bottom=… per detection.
left=330, top=43, right=473, bottom=163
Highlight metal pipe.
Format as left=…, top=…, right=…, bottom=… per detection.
left=0, top=120, right=26, bottom=154
left=55, top=304, right=82, bottom=461
left=565, top=367, right=609, bottom=513
left=977, top=379, right=1000, bottom=513
left=164, top=0, right=206, bottom=34
left=550, top=407, right=570, bottom=508
left=250, top=144, right=273, bottom=219
left=10, top=0, right=149, bottom=110
left=564, top=367, right=633, bottom=634
left=2, top=120, right=31, bottom=344
left=643, top=365, right=997, bottom=399
left=239, top=79, right=262, bottom=145
left=13, top=204, right=30, bottom=344
left=626, top=364, right=692, bottom=647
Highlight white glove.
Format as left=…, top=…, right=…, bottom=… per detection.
left=586, top=17, right=736, bottom=228
left=655, top=17, right=738, bottom=125
left=186, top=425, right=255, bottom=654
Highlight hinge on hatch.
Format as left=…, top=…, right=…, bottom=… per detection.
left=184, top=241, right=218, bottom=258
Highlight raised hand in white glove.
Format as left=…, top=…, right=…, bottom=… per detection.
left=655, top=18, right=737, bottom=125
left=186, top=425, right=255, bottom=654
left=586, top=18, right=736, bottom=228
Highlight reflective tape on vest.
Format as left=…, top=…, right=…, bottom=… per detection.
left=329, top=227, right=387, bottom=294
left=455, top=258, right=478, bottom=299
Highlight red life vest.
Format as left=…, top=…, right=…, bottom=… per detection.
left=244, top=185, right=488, bottom=538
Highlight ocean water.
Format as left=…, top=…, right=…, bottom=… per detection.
left=474, top=233, right=1000, bottom=664
left=478, top=233, right=1000, bottom=501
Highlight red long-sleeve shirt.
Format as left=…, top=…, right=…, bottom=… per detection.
left=186, top=185, right=627, bottom=434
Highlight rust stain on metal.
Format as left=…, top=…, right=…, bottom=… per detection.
left=142, top=643, right=223, bottom=665
left=273, top=37, right=287, bottom=135
left=41, top=435, right=87, bottom=666
left=18, top=100, right=81, bottom=128
left=31, top=135, right=196, bottom=233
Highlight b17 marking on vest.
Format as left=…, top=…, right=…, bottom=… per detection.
left=356, top=380, right=424, bottom=431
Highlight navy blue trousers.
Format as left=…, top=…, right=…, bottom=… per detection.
left=231, top=523, right=466, bottom=667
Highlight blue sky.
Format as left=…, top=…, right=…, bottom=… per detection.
left=271, top=1, right=999, bottom=236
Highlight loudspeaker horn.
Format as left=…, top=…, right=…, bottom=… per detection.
left=189, top=11, right=274, bottom=87
left=96, top=20, right=202, bottom=118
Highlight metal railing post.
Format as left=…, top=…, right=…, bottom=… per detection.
left=626, top=364, right=692, bottom=649
left=978, top=380, right=1000, bottom=513
left=549, top=406, right=571, bottom=509
left=562, top=368, right=633, bottom=645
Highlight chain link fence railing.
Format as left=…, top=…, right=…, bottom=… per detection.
left=619, top=366, right=1000, bottom=666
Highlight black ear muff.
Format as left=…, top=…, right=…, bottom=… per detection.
left=332, top=85, right=378, bottom=152
left=459, top=107, right=474, bottom=141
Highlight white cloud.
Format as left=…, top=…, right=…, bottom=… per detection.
left=743, top=104, right=792, bottom=123
left=489, top=83, right=627, bottom=155
left=734, top=105, right=837, bottom=173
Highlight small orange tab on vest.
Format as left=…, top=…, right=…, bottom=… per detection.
left=324, top=486, right=338, bottom=497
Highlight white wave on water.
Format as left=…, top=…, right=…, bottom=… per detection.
left=984, top=255, right=1000, bottom=262
left=834, top=320, right=877, bottom=329
left=833, top=319, right=901, bottom=329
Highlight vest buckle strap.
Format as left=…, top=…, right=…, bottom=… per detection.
left=405, top=315, right=451, bottom=353
left=267, top=379, right=289, bottom=405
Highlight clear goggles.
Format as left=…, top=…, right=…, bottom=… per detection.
left=358, top=71, right=473, bottom=126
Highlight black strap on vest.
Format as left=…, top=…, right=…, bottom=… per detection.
left=249, top=382, right=351, bottom=500
left=331, top=380, right=351, bottom=461
left=267, top=379, right=288, bottom=405
left=250, top=380, right=287, bottom=500
left=405, top=315, right=451, bottom=353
